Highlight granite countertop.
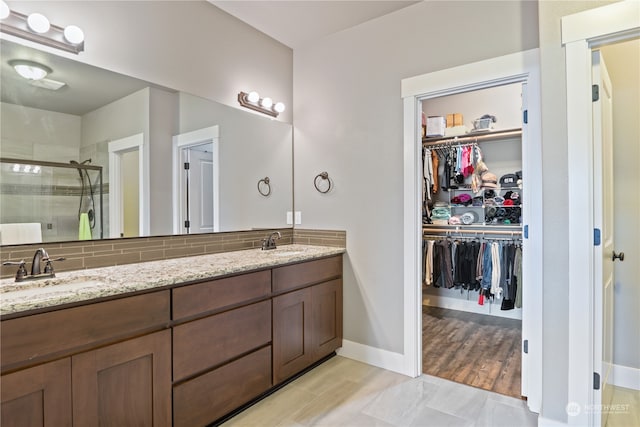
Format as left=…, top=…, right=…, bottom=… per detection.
left=0, top=244, right=345, bottom=317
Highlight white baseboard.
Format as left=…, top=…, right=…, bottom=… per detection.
left=337, top=340, right=409, bottom=376
left=537, top=416, right=567, bottom=427
left=611, top=364, right=640, bottom=390
left=423, top=295, right=523, bottom=320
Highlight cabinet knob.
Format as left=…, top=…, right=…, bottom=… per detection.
left=612, top=251, right=625, bottom=262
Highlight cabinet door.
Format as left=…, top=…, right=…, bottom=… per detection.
left=72, top=330, right=171, bottom=427
left=1, top=359, right=72, bottom=427
left=312, top=279, right=343, bottom=360
left=272, top=287, right=313, bottom=384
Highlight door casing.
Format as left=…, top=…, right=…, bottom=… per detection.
left=562, top=2, right=640, bottom=426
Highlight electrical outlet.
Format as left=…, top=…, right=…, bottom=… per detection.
left=294, top=211, right=302, bottom=225
left=286, top=211, right=293, bottom=225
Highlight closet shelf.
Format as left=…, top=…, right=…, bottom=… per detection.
left=422, top=128, right=522, bottom=146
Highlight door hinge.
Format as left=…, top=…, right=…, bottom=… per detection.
left=523, top=110, right=528, bottom=124
left=594, top=228, right=601, bottom=246
left=592, top=84, right=600, bottom=102
left=523, top=339, right=529, bottom=354
left=184, top=220, right=190, bottom=228
left=184, top=162, right=190, bottom=170
left=594, top=372, right=601, bottom=390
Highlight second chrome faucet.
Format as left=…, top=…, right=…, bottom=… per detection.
left=261, top=231, right=281, bottom=250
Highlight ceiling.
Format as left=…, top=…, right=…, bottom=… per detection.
left=0, top=40, right=172, bottom=116
left=209, top=0, right=420, bottom=49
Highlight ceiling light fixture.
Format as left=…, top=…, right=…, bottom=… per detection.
left=9, top=59, right=52, bottom=80
left=238, top=91, right=286, bottom=118
left=0, top=3, right=84, bottom=54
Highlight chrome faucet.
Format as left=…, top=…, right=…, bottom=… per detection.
left=2, top=247, right=65, bottom=282
left=31, top=248, right=49, bottom=276
left=261, top=231, right=281, bottom=250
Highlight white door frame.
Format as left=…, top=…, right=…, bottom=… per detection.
left=172, top=126, right=220, bottom=234
left=401, top=49, right=543, bottom=413
left=562, top=2, right=640, bottom=426
left=108, top=133, right=149, bottom=238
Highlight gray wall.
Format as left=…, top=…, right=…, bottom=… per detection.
left=6, top=1, right=293, bottom=124
left=292, top=0, right=538, bottom=353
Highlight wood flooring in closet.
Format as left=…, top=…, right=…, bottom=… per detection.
left=422, top=305, right=523, bottom=399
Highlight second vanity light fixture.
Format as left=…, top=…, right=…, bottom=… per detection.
left=238, top=91, right=285, bottom=118
left=0, top=0, right=85, bottom=54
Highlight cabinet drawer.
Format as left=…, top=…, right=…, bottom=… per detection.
left=1, top=291, right=170, bottom=373
left=173, top=300, right=271, bottom=381
left=172, top=270, right=271, bottom=321
left=272, top=255, right=342, bottom=294
left=173, top=346, right=272, bottom=427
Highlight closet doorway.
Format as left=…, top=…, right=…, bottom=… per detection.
left=421, top=83, right=525, bottom=399
left=401, top=49, right=543, bottom=413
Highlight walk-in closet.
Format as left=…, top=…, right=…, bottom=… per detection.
left=420, top=83, right=526, bottom=399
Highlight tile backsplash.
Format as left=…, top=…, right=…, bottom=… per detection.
left=0, top=228, right=345, bottom=279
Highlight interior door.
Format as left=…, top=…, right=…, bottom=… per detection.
left=592, top=49, right=615, bottom=427
left=181, top=144, right=214, bottom=234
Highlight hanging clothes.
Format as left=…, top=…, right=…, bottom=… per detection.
left=423, top=236, right=523, bottom=311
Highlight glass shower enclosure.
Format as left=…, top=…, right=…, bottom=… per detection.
left=0, top=158, right=103, bottom=244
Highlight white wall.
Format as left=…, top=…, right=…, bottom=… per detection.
left=6, top=1, right=293, bottom=124
left=293, top=0, right=538, bottom=354
left=601, top=39, right=640, bottom=372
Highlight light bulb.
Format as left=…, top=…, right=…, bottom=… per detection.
left=0, top=1, right=10, bottom=20
left=274, top=102, right=286, bottom=113
left=33, top=166, right=41, bottom=174
left=261, top=97, right=273, bottom=109
left=247, top=91, right=260, bottom=103
left=64, top=25, right=84, bottom=44
left=10, top=60, right=51, bottom=80
left=24, top=165, right=31, bottom=173
left=27, top=13, right=50, bottom=33
left=12, top=164, right=20, bottom=172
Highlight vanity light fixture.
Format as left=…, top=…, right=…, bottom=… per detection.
left=0, top=2, right=85, bottom=54
left=238, top=91, right=286, bottom=118
left=9, top=59, right=51, bottom=80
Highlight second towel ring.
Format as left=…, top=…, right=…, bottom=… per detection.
left=314, top=172, right=332, bottom=193
left=257, top=177, right=271, bottom=196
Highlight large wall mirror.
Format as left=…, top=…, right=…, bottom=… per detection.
left=0, top=39, right=293, bottom=244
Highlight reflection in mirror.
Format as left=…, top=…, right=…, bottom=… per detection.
left=0, top=39, right=293, bottom=244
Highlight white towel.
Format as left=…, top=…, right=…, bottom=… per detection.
left=0, top=223, right=42, bottom=245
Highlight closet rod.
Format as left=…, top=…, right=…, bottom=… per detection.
left=422, top=227, right=522, bottom=237
left=422, top=128, right=522, bottom=147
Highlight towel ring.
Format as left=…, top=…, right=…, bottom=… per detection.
left=314, top=171, right=332, bottom=193
left=257, top=177, right=271, bottom=196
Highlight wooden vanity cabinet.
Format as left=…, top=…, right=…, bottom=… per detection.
left=72, top=330, right=172, bottom=427
left=272, top=257, right=343, bottom=384
left=1, top=358, right=72, bottom=427
left=0, top=291, right=171, bottom=427
left=0, top=253, right=343, bottom=426
left=171, top=271, right=273, bottom=427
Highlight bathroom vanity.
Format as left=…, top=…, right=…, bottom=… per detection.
left=0, top=245, right=344, bottom=426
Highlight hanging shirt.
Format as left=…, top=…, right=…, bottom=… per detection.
left=431, top=150, right=439, bottom=194
left=423, top=148, right=433, bottom=201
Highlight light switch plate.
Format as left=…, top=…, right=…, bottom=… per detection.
left=294, top=211, right=302, bottom=225
left=286, top=211, right=293, bottom=225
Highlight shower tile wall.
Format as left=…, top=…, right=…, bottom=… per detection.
left=0, top=101, right=107, bottom=241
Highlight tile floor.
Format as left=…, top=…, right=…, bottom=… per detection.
left=222, top=356, right=538, bottom=427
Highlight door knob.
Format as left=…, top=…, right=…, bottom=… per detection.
left=612, top=251, right=625, bottom=262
